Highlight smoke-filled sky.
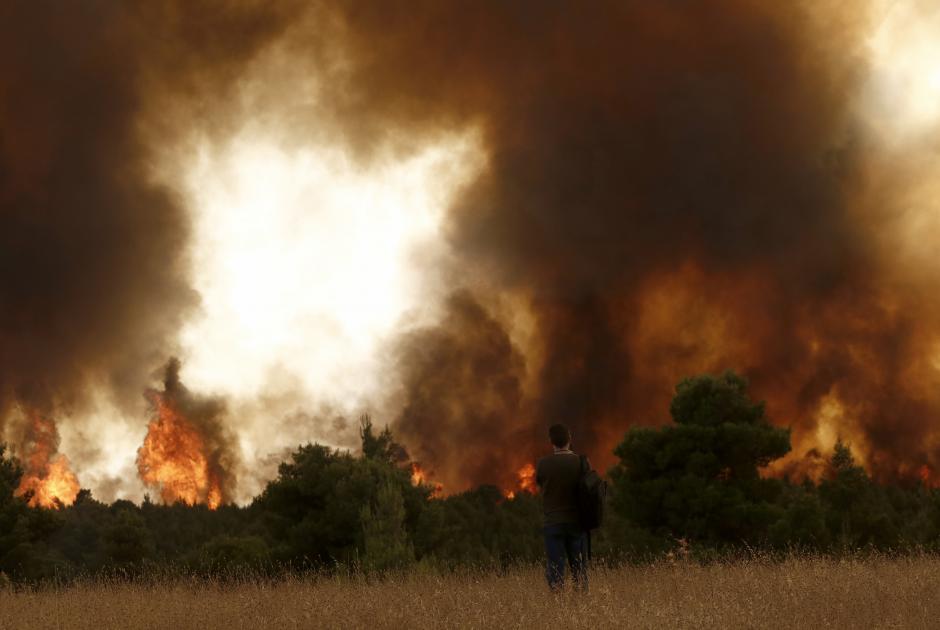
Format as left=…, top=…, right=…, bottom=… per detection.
left=2, top=0, right=940, bottom=503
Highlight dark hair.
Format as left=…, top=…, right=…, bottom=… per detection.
left=548, top=423, right=570, bottom=448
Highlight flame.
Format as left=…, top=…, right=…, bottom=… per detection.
left=14, top=412, right=80, bottom=508
left=504, top=462, right=537, bottom=499
left=410, top=462, right=427, bottom=485
left=920, top=464, right=933, bottom=486
left=136, top=392, right=223, bottom=509
left=517, top=462, right=536, bottom=493
left=410, top=462, right=443, bottom=496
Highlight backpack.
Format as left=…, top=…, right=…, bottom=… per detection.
left=577, top=454, right=606, bottom=531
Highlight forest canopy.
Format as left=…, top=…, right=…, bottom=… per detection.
left=2, top=372, right=939, bottom=583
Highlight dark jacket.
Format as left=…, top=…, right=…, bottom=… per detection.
left=535, top=449, right=584, bottom=526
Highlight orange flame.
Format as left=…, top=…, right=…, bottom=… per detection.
left=14, top=412, right=80, bottom=508
left=517, top=462, right=536, bottom=493
left=410, top=462, right=443, bottom=496
left=920, top=464, right=933, bottom=487
left=410, top=462, right=427, bottom=485
left=504, top=462, right=537, bottom=499
left=136, top=392, right=223, bottom=509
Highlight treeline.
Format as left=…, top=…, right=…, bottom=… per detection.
left=605, top=372, right=940, bottom=556
left=3, top=371, right=940, bottom=582
left=0, top=420, right=544, bottom=582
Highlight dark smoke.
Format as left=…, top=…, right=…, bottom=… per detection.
left=0, top=3, right=297, bottom=430
left=393, top=291, right=527, bottom=491
left=315, top=1, right=938, bottom=488
left=2, top=1, right=936, bottom=498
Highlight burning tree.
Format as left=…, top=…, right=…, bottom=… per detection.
left=504, top=463, right=537, bottom=500
left=136, top=359, right=235, bottom=509
left=137, top=392, right=224, bottom=509
left=13, top=412, right=79, bottom=508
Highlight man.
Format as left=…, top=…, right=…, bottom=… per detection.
left=535, top=423, right=587, bottom=591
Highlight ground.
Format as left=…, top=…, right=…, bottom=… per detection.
left=1, top=556, right=936, bottom=629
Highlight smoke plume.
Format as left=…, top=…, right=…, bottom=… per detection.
left=4, top=1, right=940, bottom=499
left=313, top=1, right=940, bottom=488
left=0, top=2, right=297, bottom=479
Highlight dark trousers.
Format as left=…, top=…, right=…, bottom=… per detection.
left=543, top=522, right=588, bottom=591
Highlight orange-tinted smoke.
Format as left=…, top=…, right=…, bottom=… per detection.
left=313, top=1, right=940, bottom=488
left=6, top=0, right=937, bottom=500
left=136, top=359, right=235, bottom=509
left=0, top=2, right=301, bottom=469
left=393, top=291, right=527, bottom=492
left=14, top=411, right=80, bottom=508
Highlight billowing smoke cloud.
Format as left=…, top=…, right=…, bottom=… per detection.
left=392, top=291, right=528, bottom=491
left=0, top=3, right=297, bottom=467
left=4, top=0, right=939, bottom=499
left=313, top=1, right=940, bottom=488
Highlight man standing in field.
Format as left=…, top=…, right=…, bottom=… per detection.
left=535, top=423, right=588, bottom=592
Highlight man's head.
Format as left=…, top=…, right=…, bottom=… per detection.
left=548, top=423, right=571, bottom=449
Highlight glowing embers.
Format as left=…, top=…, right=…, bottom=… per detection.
left=137, top=391, right=223, bottom=509
left=504, top=462, right=536, bottom=500
left=918, top=464, right=940, bottom=488
left=15, top=412, right=80, bottom=508
left=919, top=464, right=931, bottom=485
left=410, top=462, right=443, bottom=497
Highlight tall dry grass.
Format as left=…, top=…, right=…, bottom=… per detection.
left=0, top=555, right=937, bottom=629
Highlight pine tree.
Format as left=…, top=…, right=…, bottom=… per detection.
left=360, top=479, right=414, bottom=572
left=610, top=371, right=791, bottom=544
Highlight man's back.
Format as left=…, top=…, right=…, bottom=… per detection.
left=536, top=450, right=581, bottom=526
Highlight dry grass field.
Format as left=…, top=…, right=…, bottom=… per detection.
left=1, top=556, right=938, bottom=629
